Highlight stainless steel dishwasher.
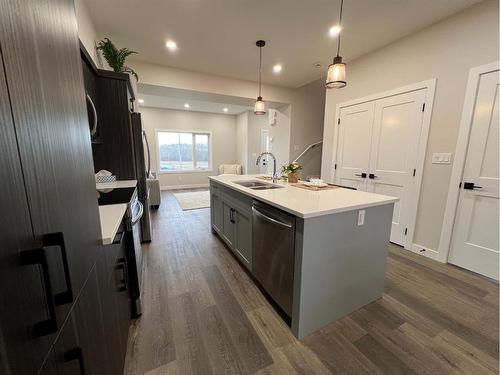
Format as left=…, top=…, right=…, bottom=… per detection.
left=252, top=200, right=295, bottom=316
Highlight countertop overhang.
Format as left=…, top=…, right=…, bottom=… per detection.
left=209, top=175, right=398, bottom=218
left=98, top=204, right=127, bottom=245
left=96, top=179, right=137, bottom=191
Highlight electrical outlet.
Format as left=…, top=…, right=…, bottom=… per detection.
left=357, top=210, right=365, bottom=226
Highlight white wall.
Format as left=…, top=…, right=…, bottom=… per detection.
left=236, top=112, right=249, bottom=173
left=140, top=107, right=237, bottom=188
left=74, top=0, right=100, bottom=66
left=245, top=109, right=291, bottom=175
left=321, top=0, right=499, bottom=253
left=290, top=78, right=326, bottom=179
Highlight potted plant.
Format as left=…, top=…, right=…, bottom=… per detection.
left=282, top=162, right=302, bottom=183
left=96, top=38, right=139, bottom=81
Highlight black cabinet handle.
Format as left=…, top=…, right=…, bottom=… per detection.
left=115, top=257, right=128, bottom=292
left=355, top=173, right=367, bottom=178
left=64, top=347, right=86, bottom=375
left=463, top=182, right=482, bottom=190
left=230, top=208, right=236, bottom=224
left=21, top=247, right=58, bottom=337
left=369, top=173, right=378, bottom=179
left=44, top=233, right=73, bottom=306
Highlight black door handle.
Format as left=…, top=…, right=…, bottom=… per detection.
left=230, top=208, right=236, bottom=223
left=21, top=247, right=58, bottom=337
left=64, top=347, right=86, bottom=375
left=463, top=182, right=482, bottom=190
left=355, top=173, right=367, bottom=178
left=115, top=257, right=128, bottom=292
left=369, top=173, right=378, bottom=179
left=44, top=233, right=73, bottom=306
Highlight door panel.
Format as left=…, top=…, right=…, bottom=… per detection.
left=234, top=209, right=252, bottom=269
left=0, top=0, right=102, bottom=322
left=449, top=69, right=500, bottom=279
left=335, top=102, right=375, bottom=190
left=222, top=200, right=236, bottom=247
left=368, top=90, right=427, bottom=245
left=0, top=45, right=46, bottom=374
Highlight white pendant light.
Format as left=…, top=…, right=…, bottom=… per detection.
left=254, top=40, right=266, bottom=115
left=326, top=0, right=347, bottom=89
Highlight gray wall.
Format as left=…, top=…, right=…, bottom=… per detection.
left=321, top=0, right=499, bottom=252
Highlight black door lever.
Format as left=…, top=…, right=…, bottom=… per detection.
left=463, top=182, right=482, bottom=190
left=355, top=173, right=367, bottom=178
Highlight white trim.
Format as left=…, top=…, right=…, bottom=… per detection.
left=331, top=79, right=437, bottom=251
left=155, top=128, right=213, bottom=173
left=161, top=183, right=210, bottom=191
left=437, top=61, right=499, bottom=263
left=410, top=243, right=439, bottom=260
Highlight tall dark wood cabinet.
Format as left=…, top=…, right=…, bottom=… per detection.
left=0, top=0, right=128, bottom=374
left=0, top=44, right=47, bottom=375
left=80, top=49, right=137, bottom=179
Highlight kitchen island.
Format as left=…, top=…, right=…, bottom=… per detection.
left=209, top=174, right=398, bottom=339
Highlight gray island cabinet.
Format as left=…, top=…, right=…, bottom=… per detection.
left=209, top=175, right=397, bottom=339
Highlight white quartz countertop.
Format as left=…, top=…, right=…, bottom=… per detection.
left=99, top=204, right=127, bottom=245
left=209, top=175, right=398, bottom=218
left=96, top=179, right=137, bottom=191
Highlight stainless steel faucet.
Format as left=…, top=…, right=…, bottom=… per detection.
left=256, top=152, right=278, bottom=183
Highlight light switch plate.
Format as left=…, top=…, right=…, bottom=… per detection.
left=357, top=210, right=365, bottom=226
left=431, top=153, right=452, bottom=164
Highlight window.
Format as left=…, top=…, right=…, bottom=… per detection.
left=157, top=130, right=211, bottom=173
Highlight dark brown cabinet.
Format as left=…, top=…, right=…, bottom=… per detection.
left=97, top=230, right=131, bottom=374
left=0, top=0, right=130, bottom=374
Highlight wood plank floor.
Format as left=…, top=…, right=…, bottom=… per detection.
left=124, top=190, right=499, bottom=375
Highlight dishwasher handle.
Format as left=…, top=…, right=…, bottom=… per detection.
left=252, top=206, right=293, bottom=228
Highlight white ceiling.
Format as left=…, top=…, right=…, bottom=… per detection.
left=137, top=84, right=286, bottom=115
left=138, top=94, right=252, bottom=115
left=85, top=0, right=481, bottom=88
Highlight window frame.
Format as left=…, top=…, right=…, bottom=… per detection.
left=155, top=129, right=213, bottom=174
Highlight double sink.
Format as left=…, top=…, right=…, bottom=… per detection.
left=233, top=180, right=284, bottom=190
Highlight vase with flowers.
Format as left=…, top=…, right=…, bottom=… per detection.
left=282, top=162, right=302, bottom=183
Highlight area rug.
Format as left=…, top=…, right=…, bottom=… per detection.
left=173, top=190, right=210, bottom=210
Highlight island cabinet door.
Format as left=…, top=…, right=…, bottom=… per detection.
left=234, top=209, right=252, bottom=270
left=222, top=200, right=237, bottom=247
left=210, top=189, right=223, bottom=233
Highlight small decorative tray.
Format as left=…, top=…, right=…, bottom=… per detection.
left=291, top=182, right=340, bottom=191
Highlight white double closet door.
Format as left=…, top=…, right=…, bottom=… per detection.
left=335, top=89, right=427, bottom=246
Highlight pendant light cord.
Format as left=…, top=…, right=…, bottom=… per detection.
left=259, top=46, right=262, bottom=97
left=336, top=0, right=344, bottom=57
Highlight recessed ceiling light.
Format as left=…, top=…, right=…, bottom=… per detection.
left=329, top=24, right=342, bottom=37
left=273, top=64, right=282, bottom=74
left=166, top=39, right=178, bottom=51
left=138, top=98, right=144, bottom=104
left=223, top=108, right=229, bottom=112
left=184, top=103, right=190, bottom=109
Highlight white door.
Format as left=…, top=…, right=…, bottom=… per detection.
left=368, top=90, right=426, bottom=245
left=260, top=129, right=271, bottom=174
left=334, top=89, right=427, bottom=246
left=449, top=69, right=500, bottom=280
left=335, top=102, right=375, bottom=191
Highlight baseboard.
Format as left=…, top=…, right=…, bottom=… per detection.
left=161, top=183, right=209, bottom=191
left=410, top=243, right=440, bottom=261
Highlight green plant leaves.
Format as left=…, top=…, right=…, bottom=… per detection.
left=96, top=38, right=139, bottom=81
